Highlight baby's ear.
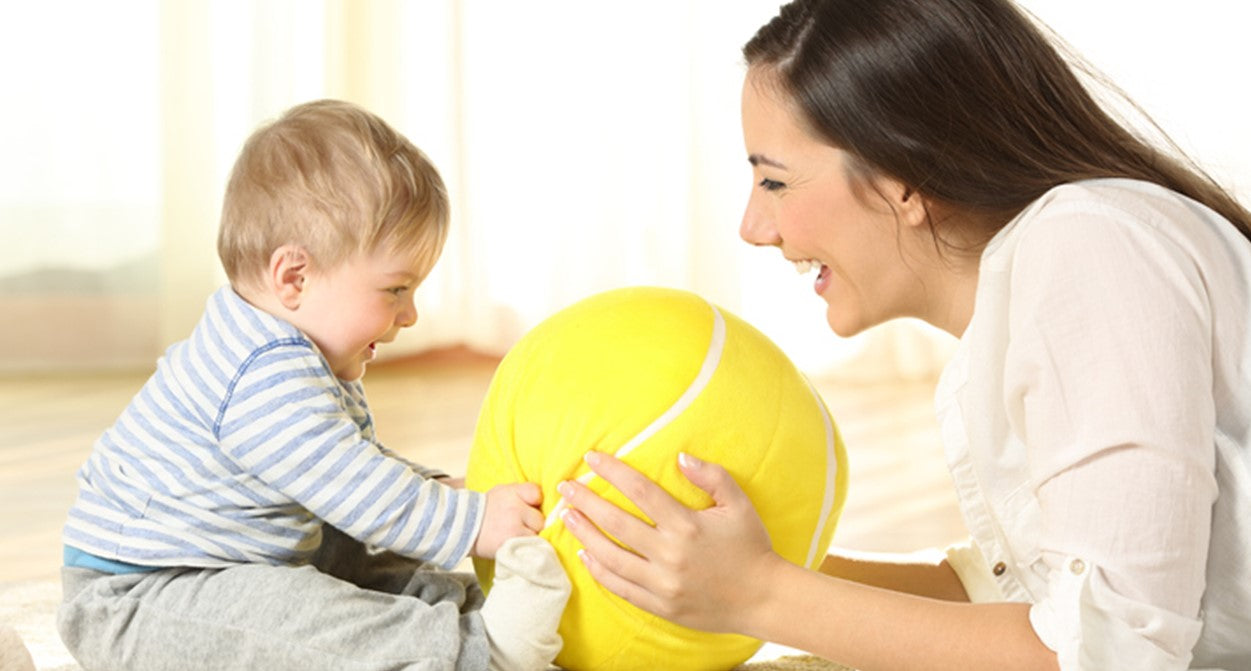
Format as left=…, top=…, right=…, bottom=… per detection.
left=268, top=244, right=311, bottom=310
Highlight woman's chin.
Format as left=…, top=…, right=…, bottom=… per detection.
left=824, top=306, right=867, bottom=339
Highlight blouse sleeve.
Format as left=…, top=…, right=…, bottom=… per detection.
left=216, top=343, right=485, bottom=570
left=1002, top=199, right=1216, bottom=669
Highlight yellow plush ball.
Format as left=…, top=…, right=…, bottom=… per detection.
left=466, top=287, right=847, bottom=671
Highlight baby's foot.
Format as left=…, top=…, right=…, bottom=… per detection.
left=480, top=536, right=571, bottom=671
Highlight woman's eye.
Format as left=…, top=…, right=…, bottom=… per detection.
left=388, top=286, right=408, bottom=296
left=758, top=178, right=785, bottom=192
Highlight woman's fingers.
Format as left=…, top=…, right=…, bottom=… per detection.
left=557, top=474, right=665, bottom=558
left=568, top=520, right=666, bottom=615
left=559, top=451, right=779, bottom=632
left=581, top=451, right=691, bottom=526
left=560, top=506, right=660, bottom=607
left=676, top=452, right=751, bottom=511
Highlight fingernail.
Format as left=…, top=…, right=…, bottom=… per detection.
left=678, top=452, right=702, bottom=469
left=584, top=451, right=602, bottom=466
left=561, top=509, right=577, bottom=528
left=557, top=480, right=573, bottom=498
left=577, top=549, right=592, bottom=566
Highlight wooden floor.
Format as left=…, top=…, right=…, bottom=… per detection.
left=0, top=348, right=967, bottom=587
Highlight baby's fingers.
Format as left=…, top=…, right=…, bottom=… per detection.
left=522, top=502, right=545, bottom=533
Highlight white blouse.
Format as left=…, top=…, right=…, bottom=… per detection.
left=936, top=179, right=1251, bottom=670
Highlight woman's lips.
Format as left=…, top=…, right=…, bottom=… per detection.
left=814, top=264, right=832, bottom=295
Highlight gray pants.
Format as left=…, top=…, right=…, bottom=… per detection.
left=57, top=527, right=489, bottom=671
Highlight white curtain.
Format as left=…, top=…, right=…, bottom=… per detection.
left=2, top=1, right=1246, bottom=380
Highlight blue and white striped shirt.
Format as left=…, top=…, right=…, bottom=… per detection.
left=63, top=287, right=485, bottom=571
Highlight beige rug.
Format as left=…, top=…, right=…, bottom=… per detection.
left=0, top=579, right=853, bottom=670
left=0, top=580, right=77, bottom=671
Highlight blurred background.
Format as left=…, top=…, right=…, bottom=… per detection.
left=3, top=0, right=1246, bottom=379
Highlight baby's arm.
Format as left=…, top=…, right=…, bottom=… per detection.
left=436, top=476, right=465, bottom=488
left=218, top=346, right=487, bottom=569
left=376, top=444, right=452, bottom=479
left=472, top=483, right=545, bottom=559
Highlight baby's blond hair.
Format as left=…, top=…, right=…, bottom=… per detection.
left=218, top=99, right=449, bottom=288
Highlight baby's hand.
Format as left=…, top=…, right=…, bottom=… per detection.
left=472, top=482, right=544, bottom=559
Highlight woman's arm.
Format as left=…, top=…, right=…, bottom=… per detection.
left=560, top=451, right=1057, bottom=671
left=748, top=557, right=1053, bottom=671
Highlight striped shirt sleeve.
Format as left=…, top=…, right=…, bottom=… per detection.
left=376, top=444, right=449, bottom=480
left=216, top=342, right=485, bottom=569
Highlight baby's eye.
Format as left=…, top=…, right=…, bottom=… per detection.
left=758, top=178, right=785, bottom=192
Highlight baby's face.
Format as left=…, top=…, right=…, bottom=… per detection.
left=295, top=248, right=426, bottom=381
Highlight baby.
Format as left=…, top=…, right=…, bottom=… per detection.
left=57, top=99, right=568, bottom=671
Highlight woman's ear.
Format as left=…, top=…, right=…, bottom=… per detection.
left=268, top=244, right=310, bottom=310
left=887, top=180, right=929, bottom=230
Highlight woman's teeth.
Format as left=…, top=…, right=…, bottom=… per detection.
left=793, top=259, right=819, bottom=275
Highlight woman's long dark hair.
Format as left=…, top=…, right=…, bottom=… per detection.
left=743, top=0, right=1251, bottom=250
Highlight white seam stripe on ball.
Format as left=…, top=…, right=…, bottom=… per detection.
left=802, top=376, right=839, bottom=569
left=544, top=299, right=727, bottom=530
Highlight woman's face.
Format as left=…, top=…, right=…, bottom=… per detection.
left=739, top=70, right=936, bottom=337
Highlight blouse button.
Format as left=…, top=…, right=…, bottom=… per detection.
left=1069, top=559, right=1086, bottom=575
left=992, top=561, right=1007, bottom=576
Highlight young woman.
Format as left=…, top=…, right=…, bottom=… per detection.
left=556, top=1, right=1251, bottom=669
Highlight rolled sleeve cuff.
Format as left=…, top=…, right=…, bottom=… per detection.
left=1028, top=555, right=1200, bottom=671
left=944, top=539, right=1006, bottom=603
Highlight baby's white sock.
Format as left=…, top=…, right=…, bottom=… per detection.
left=479, top=536, right=571, bottom=671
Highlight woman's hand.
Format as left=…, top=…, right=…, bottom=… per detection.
left=558, top=451, right=785, bottom=635
left=561, top=454, right=1059, bottom=671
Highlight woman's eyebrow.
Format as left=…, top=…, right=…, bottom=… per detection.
left=748, top=154, right=787, bottom=169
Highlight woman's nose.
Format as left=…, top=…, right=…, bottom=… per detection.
left=740, top=198, right=781, bottom=247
